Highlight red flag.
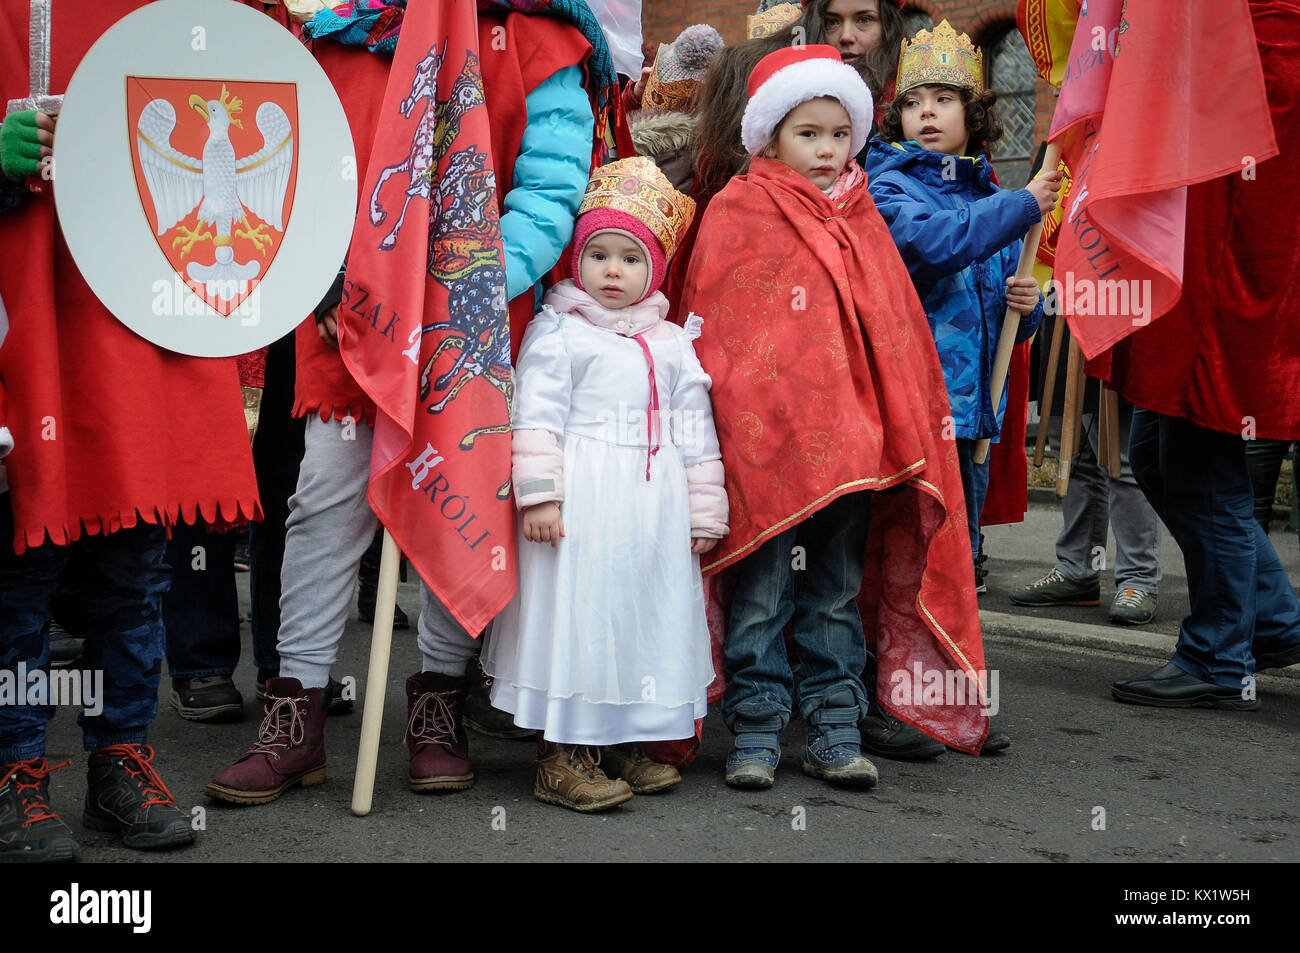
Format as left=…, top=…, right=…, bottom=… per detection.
left=1017, top=0, right=1080, bottom=87
left=1047, top=0, right=1278, bottom=359
left=338, top=1, right=515, bottom=635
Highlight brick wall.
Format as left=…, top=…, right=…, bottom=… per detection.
left=639, top=0, right=1056, bottom=151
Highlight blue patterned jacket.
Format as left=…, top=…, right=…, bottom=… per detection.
left=863, top=139, right=1043, bottom=441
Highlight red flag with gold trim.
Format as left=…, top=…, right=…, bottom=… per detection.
left=338, top=0, right=514, bottom=635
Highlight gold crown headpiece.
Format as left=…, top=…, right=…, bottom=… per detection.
left=642, top=24, right=724, bottom=115
left=746, top=2, right=801, bottom=39
left=577, top=157, right=696, bottom=261
left=895, top=20, right=984, bottom=97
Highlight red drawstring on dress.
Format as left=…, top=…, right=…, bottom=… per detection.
left=633, top=333, right=660, bottom=481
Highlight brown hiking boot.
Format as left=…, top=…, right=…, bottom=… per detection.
left=405, top=671, right=474, bottom=792
left=205, top=677, right=327, bottom=805
left=534, top=741, right=633, bottom=813
left=602, top=745, right=681, bottom=794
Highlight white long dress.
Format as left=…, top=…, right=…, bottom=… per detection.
left=481, top=301, right=720, bottom=745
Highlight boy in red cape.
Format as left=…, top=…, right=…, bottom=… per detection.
left=680, top=46, right=991, bottom=789
left=0, top=0, right=261, bottom=861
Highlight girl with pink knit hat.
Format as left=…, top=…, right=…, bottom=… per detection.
left=481, top=157, right=727, bottom=814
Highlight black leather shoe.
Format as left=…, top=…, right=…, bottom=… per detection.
left=1111, top=662, right=1258, bottom=709
left=1254, top=640, right=1300, bottom=672
left=859, top=701, right=945, bottom=761
left=981, top=726, right=1011, bottom=754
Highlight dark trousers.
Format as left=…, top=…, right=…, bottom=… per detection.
left=163, top=331, right=305, bottom=677
left=1129, top=409, right=1300, bottom=687
left=0, top=493, right=168, bottom=760
left=954, top=437, right=989, bottom=568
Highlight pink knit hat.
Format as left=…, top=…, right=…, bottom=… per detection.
left=570, top=208, right=667, bottom=304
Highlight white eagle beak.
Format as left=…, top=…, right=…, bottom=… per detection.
left=189, top=94, right=209, bottom=122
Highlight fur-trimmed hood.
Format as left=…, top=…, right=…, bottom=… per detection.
left=629, top=110, right=697, bottom=159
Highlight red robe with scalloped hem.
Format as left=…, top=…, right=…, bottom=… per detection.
left=680, top=157, right=990, bottom=754
left=0, top=1, right=260, bottom=554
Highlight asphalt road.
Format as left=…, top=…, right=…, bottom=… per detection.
left=33, top=563, right=1300, bottom=863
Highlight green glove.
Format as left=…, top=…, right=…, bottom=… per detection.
left=1, top=110, right=44, bottom=181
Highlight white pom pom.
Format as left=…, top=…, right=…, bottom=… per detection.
left=674, top=24, right=725, bottom=71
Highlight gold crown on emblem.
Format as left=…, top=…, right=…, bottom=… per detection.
left=746, top=2, right=802, bottom=39
left=578, top=157, right=696, bottom=261
left=895, top=19, right=984, bottom=97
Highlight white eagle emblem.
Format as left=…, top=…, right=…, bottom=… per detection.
left=135, top=83, right=294, bottom=301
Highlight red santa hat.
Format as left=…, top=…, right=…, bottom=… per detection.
left=741, top=44, right=873, bottom=157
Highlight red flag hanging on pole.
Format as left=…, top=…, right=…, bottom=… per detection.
left=338, top=0, right=515, bottom=636
left=1044, top=0, right=1278, bottom=359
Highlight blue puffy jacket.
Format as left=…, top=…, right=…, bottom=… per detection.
left=502, top=64, right=594, bottom=305
left=863, top=138, right=1044, bottom=440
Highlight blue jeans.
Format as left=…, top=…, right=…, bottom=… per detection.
left=0, top=493, right=168, bottom=761
left=721, top=491, right=871, bottom=730
left=1129, top=409, right=1300, bottom=687
left=955, top=438, right=989, bottom=568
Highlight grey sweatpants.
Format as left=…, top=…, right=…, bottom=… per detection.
left=1052, top=402, right=1162, bottom=592
left=276, top=416, right=478, bottom=688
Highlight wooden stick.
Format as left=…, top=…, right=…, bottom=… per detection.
left=1056, top=336, right=1084, bottom=499
left=974, top=142, right=1061, bottom=466
left=1103, top=386, right=1122, bottom=478
left=1033, top=315, right=1066, bottom=466
left=1097, top=379, right=1109, bottom=480
left=352, top=528, right=402, bottom=817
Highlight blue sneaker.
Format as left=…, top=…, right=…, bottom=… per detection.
left=803, top=690, right=879, bottom=788
left=724, top=719, right=782, bottom=790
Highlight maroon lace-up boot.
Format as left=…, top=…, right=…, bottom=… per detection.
left=205, top=677, right=326, bottom=805
left=405, top=671, right=474, bottom=792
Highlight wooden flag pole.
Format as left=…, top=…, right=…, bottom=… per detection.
left=974, top=142, right=1061, bottom=466
left=351, top=528, right=402, bottom=817
left=1103, top=386, right=1122, bottom=478
left=1033, top=315, right=1066, bottom=466
left=1056, top=335, right=1084, bottom=498
left=1097, top=378, right=1110, bottom=480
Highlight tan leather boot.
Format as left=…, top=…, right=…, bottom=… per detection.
left=602, top=745, right=681, bottom=794
left=534, top=742, right=633, bottom=813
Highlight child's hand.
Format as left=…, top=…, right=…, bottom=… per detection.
left=317, top=306, right=339, bottom=348
left=632, top=65, right=653, bottom=101
left=1005, top=276, right=1040, bottom=315
left=1026, top=169, right=1063, bottom=216
left=691, top=536, right=718, bottom=555
left=523, top=502, right=565, bottom=548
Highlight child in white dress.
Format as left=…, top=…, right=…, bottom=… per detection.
left=482, top=157, right=727, bottom=813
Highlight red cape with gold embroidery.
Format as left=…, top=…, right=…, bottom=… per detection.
left=0, top=1, right=260, bottom=553
left=680, top=158, right=989, bottom=752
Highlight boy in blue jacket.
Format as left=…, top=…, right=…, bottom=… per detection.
left=863, top=20, right=1060, bottom=591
